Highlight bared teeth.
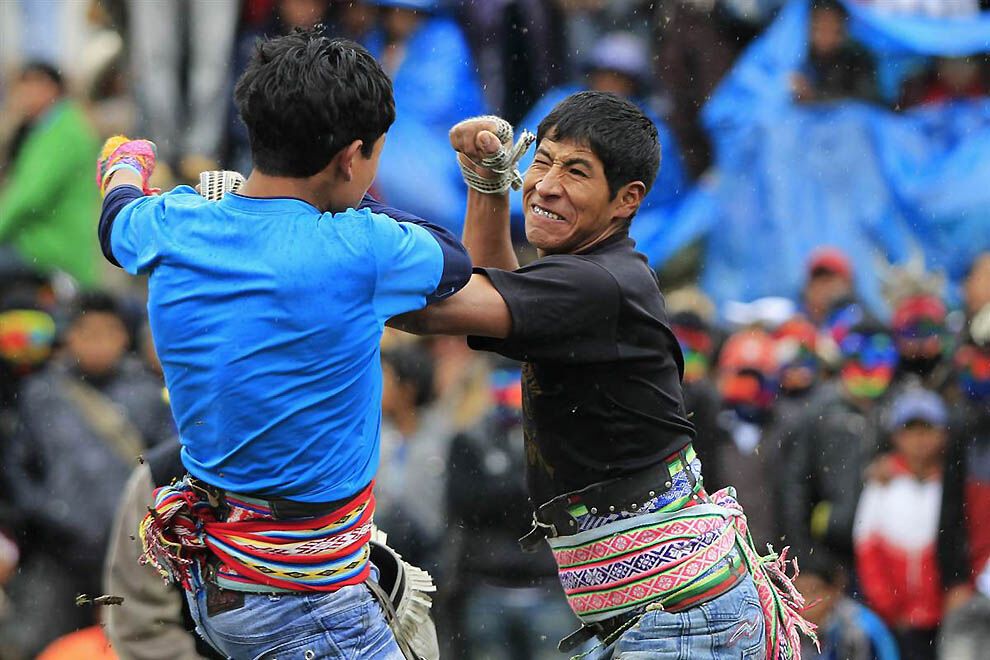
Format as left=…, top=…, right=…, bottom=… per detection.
left=532, top=204, right=564, bottom=221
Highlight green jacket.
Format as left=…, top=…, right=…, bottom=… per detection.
left=0, top=102, right=101, bottom=287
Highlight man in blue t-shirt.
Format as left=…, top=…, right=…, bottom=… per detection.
left=96, top=32, right=469, bottom=659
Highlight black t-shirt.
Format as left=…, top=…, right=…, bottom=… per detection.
left=469, top=232, right=695, bottom=504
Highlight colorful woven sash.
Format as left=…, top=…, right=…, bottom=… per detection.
left=549, top=502, right=742, bottom=623
left=544, top=448, right=817, bottom=659
left=139, top=478, right=375, bottom=593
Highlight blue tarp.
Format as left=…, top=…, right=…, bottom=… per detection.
left=653, top=0, right=990, bottom=317
left=509, top=85, right=688, bottom=254
left=366, top=16, right=486, bottom=233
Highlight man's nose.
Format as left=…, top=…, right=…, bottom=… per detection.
left=535, top=166, right=564, bottom=197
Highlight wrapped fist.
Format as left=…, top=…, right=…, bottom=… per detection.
left=96, top=135, right=159, bottom=196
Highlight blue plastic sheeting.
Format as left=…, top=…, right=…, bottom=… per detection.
left=841, top=0, right=990, bottom=56
left=365, top=16, right=486, bottom=232
left=654, top=0, right=990, bottom=317
left=509, top=86, right=688, bottom=258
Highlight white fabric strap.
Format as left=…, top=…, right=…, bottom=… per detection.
left=455, top=115, right=535, bottom=194
left=198, top=170, right=245, bottom=201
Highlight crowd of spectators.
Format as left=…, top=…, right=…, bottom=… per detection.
left=0, top=1, right=988, bottom=659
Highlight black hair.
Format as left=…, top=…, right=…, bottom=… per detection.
left=234, top=30, right=395, bottom=177
left=20, top=61, right=65, bottom=93
left=536, top=91, right=660, bottom=201
left=800, top=551, right=844, bottom=585
left=70, top=291, right=124, bottom=324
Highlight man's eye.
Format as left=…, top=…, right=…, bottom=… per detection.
left=533, top=159, right=550, bottom=167
left=570, top=169, right=588, bottom=177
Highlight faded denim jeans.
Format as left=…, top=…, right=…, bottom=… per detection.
left=591, top=574, right=767, bottom=660
left=184, top=564, right=403, bottom=659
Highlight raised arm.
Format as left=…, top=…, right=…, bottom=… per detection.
left=449, top=118, right=521, bottom=271
left=95, top=136, right=159, bottom=268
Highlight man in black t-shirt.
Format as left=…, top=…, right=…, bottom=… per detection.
left=393, top=92, right=813, bottom=658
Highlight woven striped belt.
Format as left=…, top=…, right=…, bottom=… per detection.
left=139, top=477, right=375, bottom=593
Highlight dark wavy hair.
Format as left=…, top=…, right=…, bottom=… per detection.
left=234, top=31, right=395, bottom=177
left=536, top=90, right=660, bottom=200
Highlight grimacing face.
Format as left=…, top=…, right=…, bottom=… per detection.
left=522, top=137, right=643, bottom=255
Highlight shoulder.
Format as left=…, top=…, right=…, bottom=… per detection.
left=159, top=185, right=208, bottom=207
left=521, top=253, right=619, bottom=287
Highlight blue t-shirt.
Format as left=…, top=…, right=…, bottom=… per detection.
left=106, top=186, right=466, bottom=501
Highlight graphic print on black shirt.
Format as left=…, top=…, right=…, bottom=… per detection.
left=469, top=232, right=695, bottom=504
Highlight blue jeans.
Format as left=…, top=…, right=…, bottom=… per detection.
left=462, top=579, right=577, bottom=660
left=592, top=574, right=767, bottom=660
left=184, top=565, right=404, bottom=659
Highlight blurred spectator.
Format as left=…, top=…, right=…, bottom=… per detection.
left=792, top=0, right=878, bottom=104
left=228, top=0, right=334, bottom=173
left=890, top=294, right=952, bottom=392
left=795, top=553, right=900, bottom=660
left=127, top=0, right=239, bottom=180
left=854, top=388, right=949, bottom=660
left=667, top=291, right=723, bottom=485
left=456, top=0, right=568, bottom=123
left=364, top=0, right=485, bottom=134
left=512, top=32, right=687, bottom=227
left=766, top=315, right=831, bottom=533
left=937, top=308, right=990, bottom=625
left=899, top=56, right=990, bottom=109
left=780, top=319, right=895, bottom=564
left=426, top=336, right=493, bottom=433
left=362, top=0, right=486, bottom=230
left=963, top=252, right=990, bottom=322
left=104, top=440, right=221, bottom=660
left=774, top=315, right=827, bottom=404
left=802, top=247, right=860, bottom=330
left=938, top=565, right=990, bottom=660
left=0, top=62, right=101, bottom=287
left=444, top=362, right=574, bottom=660
left=710, top=328, right=781, bottom=546
left=0, top=292, right=173, bottom=656
left=377, top=343, right=453, bottom=571
left=653, top=0, right=746, bottom=177
left=553, top=0, right=656, bottom=76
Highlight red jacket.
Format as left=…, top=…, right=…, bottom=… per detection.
left=854, top=457, right=944, bottom=629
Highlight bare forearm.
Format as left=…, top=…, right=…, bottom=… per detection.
left=462, top=189, right=518, bottom=270
left=387, top=273, right=511, bottom=338
left=104, top=168, right=145, bottom=194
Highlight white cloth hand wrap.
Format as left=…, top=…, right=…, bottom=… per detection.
left=455, top=115, right=535, bottom=194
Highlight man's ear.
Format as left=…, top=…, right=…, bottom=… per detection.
left=612, top=181, right=647, bottom=223
left=335, top=139, right=364, bottom=182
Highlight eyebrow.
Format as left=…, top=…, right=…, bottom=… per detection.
left=535, top=148, right=594, bottom=170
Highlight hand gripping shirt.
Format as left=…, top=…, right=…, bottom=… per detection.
left=99, top=185, right=470, bottom=502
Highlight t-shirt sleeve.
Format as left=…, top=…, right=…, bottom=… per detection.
left=468, top=256, right=620, bottom=361
left=369, top=210, right=446, bottom=322
left=109, top=193, right=168, bottom=275
left=358, top=194, right=471, bottom=303
left=109, top=186, right=197, bottom=275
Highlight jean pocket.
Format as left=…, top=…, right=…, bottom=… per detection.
left=256, top=630, right=342, bottom=660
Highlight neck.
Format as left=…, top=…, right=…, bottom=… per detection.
left=537, top=224, right=625, bottom=259
left=238, top=170, right=338, bottom=212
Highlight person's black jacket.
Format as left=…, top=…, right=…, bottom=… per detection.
left=938, top=401, right=990, bottom=589
left=779, top=383, right=883, bottom=563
